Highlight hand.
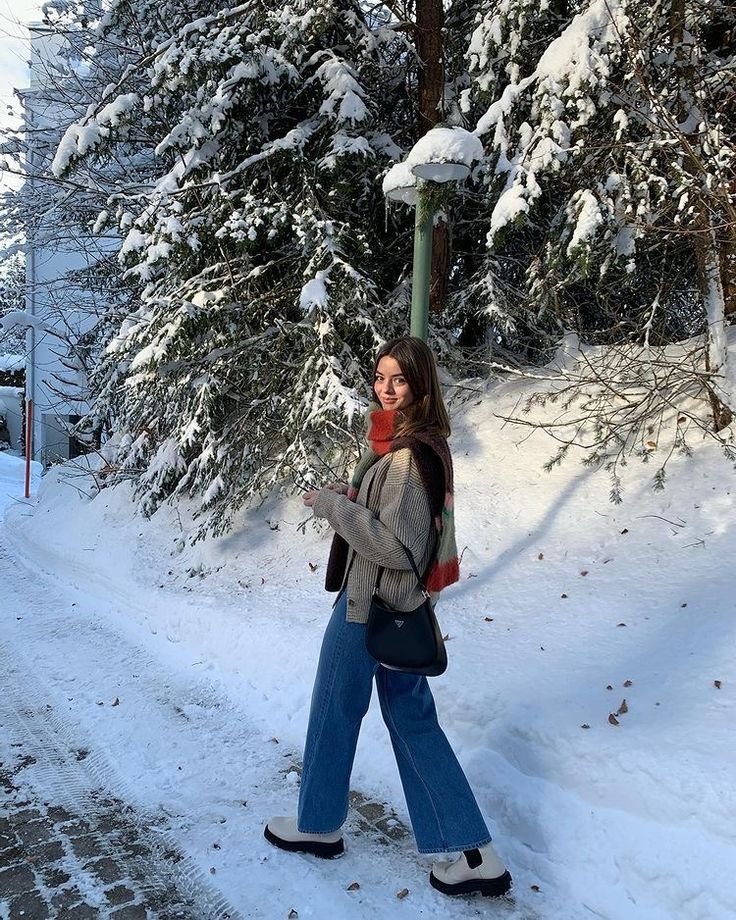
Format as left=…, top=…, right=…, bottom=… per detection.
left=302, top=490, right=320, bottom=507
left=325, top=481, right=348, bottom=495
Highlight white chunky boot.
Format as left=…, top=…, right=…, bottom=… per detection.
left=429, top=842, right=512, bottom=897
left=264, top=817, right=344, bottom=859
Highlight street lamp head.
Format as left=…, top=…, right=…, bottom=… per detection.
left=406, top=126, right=484, bottom=185
left=410, top=161, right=470, bottom=182
left=382, top=161, right=418, bottom=206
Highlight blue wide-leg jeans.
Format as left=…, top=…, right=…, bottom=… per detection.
left=297, top=592, right=492, bottom=854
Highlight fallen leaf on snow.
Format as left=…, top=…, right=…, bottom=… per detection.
left=538, top=553, right=544, bottom=560
left=531, top=884, right=541, bottom=892
left=714, top=680, right=722, bottom=689
left=617, top=699, right=628, bottom=715
left=580, top=570, right=589, bottom=576
left=396, top=889, right=409, bottom=900
left=288, top=911, right=298, bottom=919
left=308, top=562, right=318, bottom=572
left=484, top=616, right=494, bottom=622
left=608, top=713, right=620, bottom=726
left=606, top=685, right=613, bottom=691
left=347, top=882, right=360, bottom=891
left=581, top=724, right=590, bottom=730
left=111, top=698, right=120, bottom=707
left=623, top=680, right=633, bottom=687
left=616, top=622, right=627, bottom=627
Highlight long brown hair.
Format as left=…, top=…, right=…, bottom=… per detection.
left=372, top=337, right=451, bottom=438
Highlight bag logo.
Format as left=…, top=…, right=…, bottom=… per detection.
left=394, top=619, right=405, bottom=628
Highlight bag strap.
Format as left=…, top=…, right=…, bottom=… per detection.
left=375, top=541, right=431, bottom=600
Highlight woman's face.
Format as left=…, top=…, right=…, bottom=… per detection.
left=374, top=355, right=415, bottom=411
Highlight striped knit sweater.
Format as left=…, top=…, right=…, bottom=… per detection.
left=312, top=448, right=437, bottom=624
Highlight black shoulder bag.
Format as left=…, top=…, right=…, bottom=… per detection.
left=365, top=544, right=448, bottom=677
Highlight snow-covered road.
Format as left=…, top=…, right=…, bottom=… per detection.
left=1, top=530, right=251, bottom=918
left=0, top=519, right=539, bottom=919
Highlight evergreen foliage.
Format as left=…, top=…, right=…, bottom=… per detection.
left=5, top=0, right=732, bottom=525
left=46, top=0, right=421, bottom=533
left=462, top=0, right=735, bottom=480
left=461, top=0, right=734, bottom=361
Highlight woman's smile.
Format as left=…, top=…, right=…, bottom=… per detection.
left=374, top=355, right=414, bottom=411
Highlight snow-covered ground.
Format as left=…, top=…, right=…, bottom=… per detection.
left=1, top=373, right=735, bottom=920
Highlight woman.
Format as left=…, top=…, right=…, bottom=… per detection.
left=265, top=337, right=511, bottom=898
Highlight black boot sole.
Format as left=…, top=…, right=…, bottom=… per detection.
left=429, top=868, right=513, bottom=898
left=264, top=825, right=345, bottom=859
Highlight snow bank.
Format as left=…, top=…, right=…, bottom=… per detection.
left=3, top=367, right=736, bottom=920
left=0, top=451, right=41, bottom=506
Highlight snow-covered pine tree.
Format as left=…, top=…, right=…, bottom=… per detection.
left=464, top=0, right=734, bottom=356
left=50, top=0, right=418, bottom=534
left=0, top=254, right=26, bottom=358
left=461, top=0, right=735, bottom=473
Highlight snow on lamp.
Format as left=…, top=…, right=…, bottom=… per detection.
left=407, top=126, right=484, bottom=183
left=382, top=162, right=418, bottom=206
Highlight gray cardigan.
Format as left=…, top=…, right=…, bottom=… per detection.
left=312, top=448, right=435, bottom=624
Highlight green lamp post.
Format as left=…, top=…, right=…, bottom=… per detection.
left=383, top=127, right=484, bottom=342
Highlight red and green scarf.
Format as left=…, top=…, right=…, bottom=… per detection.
left=333, top=408, right=459, bottom=593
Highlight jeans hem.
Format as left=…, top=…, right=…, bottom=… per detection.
left=417, top=835, right=493, bottom=856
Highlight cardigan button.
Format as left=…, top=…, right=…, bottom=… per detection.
left=348, top=598, right=355, bottom=607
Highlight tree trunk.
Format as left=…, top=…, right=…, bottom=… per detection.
left=415, top=0, right=444, bottom=136
left=720, top=200, right=736, bottom=318
left=669, top=0, right=685, bottom=43
left=670, top=1, right=734, bottom=429
left=415, top=0, right=450, bottom=314
left=698, top=224, right=735, bottom=431
left=429, top=221, right=449, bottom=314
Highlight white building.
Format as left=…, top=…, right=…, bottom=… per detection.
left=19, top=24, right=112, bottom=464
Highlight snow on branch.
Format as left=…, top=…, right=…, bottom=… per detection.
left=473, top=0, right=626, bottom=247
left=52, top=93, right=139, bottom=177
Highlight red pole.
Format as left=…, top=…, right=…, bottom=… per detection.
left=24, top=399, right=33, bottom=499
